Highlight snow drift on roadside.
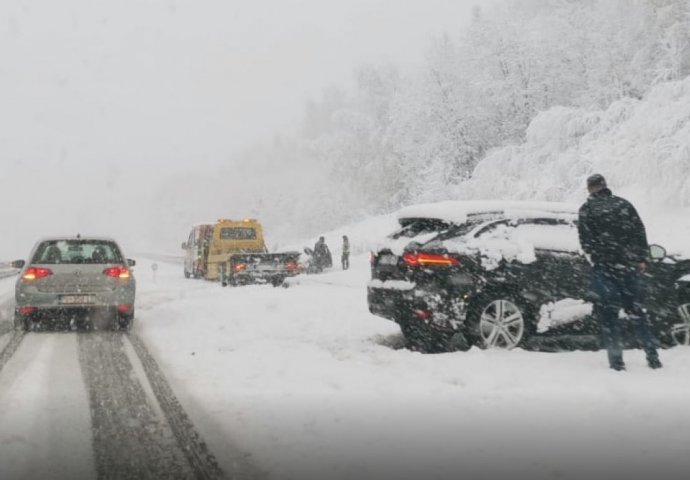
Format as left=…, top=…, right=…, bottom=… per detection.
left=457, top=78, right=690, bottom=254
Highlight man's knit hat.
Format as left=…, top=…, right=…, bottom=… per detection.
left=586, top=173, right=607, bottom=189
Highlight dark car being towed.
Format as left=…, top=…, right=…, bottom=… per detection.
left=367, top=201, right=690, bottom=352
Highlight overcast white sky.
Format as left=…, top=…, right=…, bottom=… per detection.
left=0, top=0, right=479, bottom=167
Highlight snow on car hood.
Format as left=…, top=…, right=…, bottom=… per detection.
left=373, top=231, right=442, bottom=256
left=537, top=298, right=593, bottom=333
left=441, top=221, right=581, bottom=270
left=373, top=200, right=581, bottom=258
left=396, top=200, right=579, bottom=224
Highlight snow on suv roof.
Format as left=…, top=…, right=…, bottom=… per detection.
left=396, top=200, right=579, bottom=225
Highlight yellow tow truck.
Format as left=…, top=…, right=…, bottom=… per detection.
left=182, top=218, right=300, bottom=286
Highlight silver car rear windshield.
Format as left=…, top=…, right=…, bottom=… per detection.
left=32, top=240, right=124, bottom=265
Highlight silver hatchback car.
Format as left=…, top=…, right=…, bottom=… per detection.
left=11, top=236, right=136, bottom=331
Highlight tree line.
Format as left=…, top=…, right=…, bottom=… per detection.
left=170, top=0, right=690, bottom=242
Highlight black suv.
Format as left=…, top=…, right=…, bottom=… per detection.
left=367, top=201, right=690, bottom=352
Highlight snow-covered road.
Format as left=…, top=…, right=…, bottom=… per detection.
left=1, top=252, right=690, bottom=480
left=134, top=255, right=690, bottom=480
left=0, top=274, right=229, bottom=480
left=0, top=327, right=230, bottom=479
left=0, top=333, right=93, bottom=479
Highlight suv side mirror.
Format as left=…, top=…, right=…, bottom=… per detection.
left=181, top=242, right=187, bottom=250
left=10, top=259, right=25, bottom=269
left=127, top=258, right=136, bottom=267
left=649, top=244, right=666, bottom=261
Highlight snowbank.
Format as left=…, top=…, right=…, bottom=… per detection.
left=133, top=246, right=690, bottom=480
left=459, top=78, right=690, bottom=254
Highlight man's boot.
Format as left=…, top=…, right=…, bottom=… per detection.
left=647, top=352, right=662, bottom=369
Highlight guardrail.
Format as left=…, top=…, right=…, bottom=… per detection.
left=134, top=253, right=184, bottom=265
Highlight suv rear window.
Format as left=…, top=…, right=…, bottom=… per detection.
left=391, top=219, right=453, bottom=239
left=32, top=240, right=124, bottom=264
left=473, top=218, right=579, bottom=253
left=420, top=220, right=484, bottom=245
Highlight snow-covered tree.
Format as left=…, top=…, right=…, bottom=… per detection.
left=201, top=0, right=690, bottom=241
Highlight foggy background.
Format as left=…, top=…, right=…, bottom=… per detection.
left=3, top=0, right=690, bottom=261
left=0, top=0, right=479, bottom=257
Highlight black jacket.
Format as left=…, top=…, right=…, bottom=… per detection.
left=578, top=188, right=649, bottom=269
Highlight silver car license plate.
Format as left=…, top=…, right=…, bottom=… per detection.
left=61, top=294, right=96, bottom=304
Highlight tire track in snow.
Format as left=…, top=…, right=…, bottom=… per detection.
left=0, top=322, right=13, bottom=337
left=0, top=276, right=17, bottom=331
left=79, top=332, right=197, bottom=479
left=0, top=330, right=25, bottom=374
left=127, top=333, right=227, bottom=480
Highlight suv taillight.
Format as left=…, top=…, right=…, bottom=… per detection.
left=22, top=267, right=53, bottom=280
left=103, top=267, right=131, bottom=279
left=402, top=252, right=460, bottom=267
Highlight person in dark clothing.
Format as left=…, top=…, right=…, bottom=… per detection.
left=313, top=236, right=332, bottom=271
left=578, top=173, right=662, bottom=371
left=341, top=235, right=350, bottom=270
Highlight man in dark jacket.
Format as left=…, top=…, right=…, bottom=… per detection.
left=578, top=174, right=662, bottom=371
left=341, top=235, right=350, bottom=270
left=313, top=236, right=332, bottom=271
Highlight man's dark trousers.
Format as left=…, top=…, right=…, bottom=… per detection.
left=591, top=265, right=660, bottom=369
